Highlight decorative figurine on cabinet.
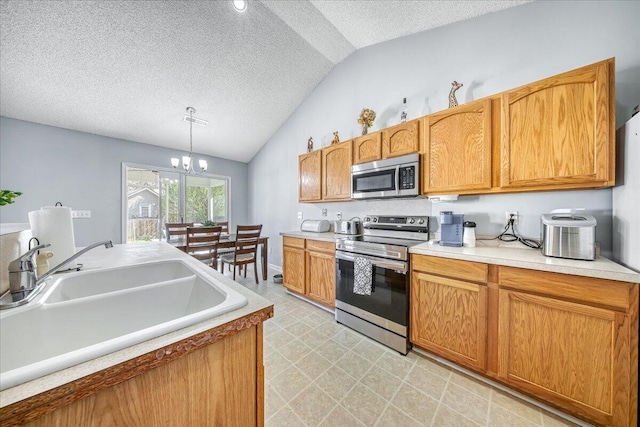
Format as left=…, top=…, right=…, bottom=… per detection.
left=331, top=131, right=340, bottom=145
left=449, top=81, right=463, bottom=108
left=307, top=137, right=313, bottom=152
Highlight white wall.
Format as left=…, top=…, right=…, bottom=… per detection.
left=249, top=0, right=640, bottom=267
left=0, top=117, right=249, bottom=246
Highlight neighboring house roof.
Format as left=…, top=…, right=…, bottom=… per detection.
left=128, top=188, right=159, bottom=199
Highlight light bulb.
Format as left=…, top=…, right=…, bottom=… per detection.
left=171, top=158, right=179, bottom=168
left=182, top=156, right=191, bottom=171
left=199, top=159, right=208, bottom=172
left=232, top=0, right=247, bottom=13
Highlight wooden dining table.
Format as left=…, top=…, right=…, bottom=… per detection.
left=169, top=234, right=269, bottom=281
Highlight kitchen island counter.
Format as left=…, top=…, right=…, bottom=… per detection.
left=0, top=242, right=273, bottom=425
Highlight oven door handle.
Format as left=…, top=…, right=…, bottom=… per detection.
left=336, top=251, right=407, bottom=273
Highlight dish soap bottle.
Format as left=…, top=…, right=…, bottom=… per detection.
left=400, top=98, right=407, bottom=123
left=36, top=250, right=54, bottom=276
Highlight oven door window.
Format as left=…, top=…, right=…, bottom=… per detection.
left=352, top=169, right=396, bottom=193
left=335, top=258, right=408, bottom=326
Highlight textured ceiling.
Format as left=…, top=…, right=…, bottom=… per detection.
left=0, top=0, right=529, bottom=163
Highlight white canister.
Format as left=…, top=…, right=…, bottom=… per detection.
left=463, top=221, right=476, bottom=247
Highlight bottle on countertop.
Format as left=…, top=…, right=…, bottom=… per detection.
left=36, top=250, right=54, bottom=276
left=463, top=221, right=476, bottom=248
left=400, top=98, right=407, bottom=123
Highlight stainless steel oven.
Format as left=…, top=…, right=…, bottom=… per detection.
left=335, top=215, right=429, bottom=354
left=351, top=153, right=420, bottom=199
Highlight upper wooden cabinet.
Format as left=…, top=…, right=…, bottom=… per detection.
left=353, top=132, right=382, bottom=164
left=423, top=99, right=493, bottom=194
left=298, top=151, right=321, bottom=202
left=500, top=58, right=615, bottom=190
left=322, top=140, right=352, bottom=200
left=382, top=120, right=420, bottom=159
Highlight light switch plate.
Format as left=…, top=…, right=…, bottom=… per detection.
left=72, top=210, right=92, bottom=219
left=297, top=211, right=303, bottom=219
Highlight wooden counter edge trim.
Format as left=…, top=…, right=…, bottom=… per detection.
left=0, top=305, right=274, bottom=426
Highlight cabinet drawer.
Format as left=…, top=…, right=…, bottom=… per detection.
left=411, top=255, right=488, bottom=283
left=306, top=239, right=335, bottom=253
left=499, top=266, right=631, bottom=311
left=283, top=237, right=305, bottom=249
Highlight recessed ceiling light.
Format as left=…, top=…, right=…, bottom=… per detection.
left=232, top=0, right=247, bottom=13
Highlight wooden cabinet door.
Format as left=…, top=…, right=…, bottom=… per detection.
left=306, top=250, right=335, bottom=307
left=382, top=120, right=419, bottom=159
left=500, top=58, right=614, bottom=189
left=498, top=290, right=630, bottom=426
left=322, top=140, right=352, bottom=200
left=282, top=246, right=305, bottom=294
left=423, top=99, right=492, bottom=194
left=353, top=132, right=382, bottom=164
left=410, top=271, right=487, bottom=371
left=299, top=151, right=321, bottom=202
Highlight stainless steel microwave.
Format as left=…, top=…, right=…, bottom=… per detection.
left=351, top=153, right=420, bottom=199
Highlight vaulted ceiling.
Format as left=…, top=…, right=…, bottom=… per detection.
left=0, top=0, right=529, bottom=163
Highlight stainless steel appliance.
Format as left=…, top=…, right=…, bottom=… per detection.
left=335, top=215, right=429, bottom=354
left=334, top=218, right=363, bottom=235
left=541, top=212, right=597, bottom=261
left=439, top=211, right=464, bottom=247
left=351, top=153, right=420, bottom=199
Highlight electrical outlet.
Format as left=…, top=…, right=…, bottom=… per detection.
left=321, top=209, right=327, bottom=217
left=72, top=210, right=92, bottom=219
left=297, top=211, right=303, bottom=220
left=505, top=211, right=519, bottom=224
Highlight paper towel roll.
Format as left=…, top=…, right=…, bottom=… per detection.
left=28, top=206, right=77, bottom=271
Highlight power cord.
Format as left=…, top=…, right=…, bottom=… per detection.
left=477, top=214, right=542, bottom=249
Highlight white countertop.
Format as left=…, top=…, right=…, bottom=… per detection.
left=0, top=242, right=273, bottom=408
left=279, top=230, right=639, bottom=282
left=410, top=240, right=640, bottom=283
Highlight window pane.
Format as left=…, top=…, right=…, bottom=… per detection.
left=185, top=176, right=228, bottom=224
left=126, top=167, right=160, bottom=242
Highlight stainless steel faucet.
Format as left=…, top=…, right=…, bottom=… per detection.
left=2, top=240, right=114, bottom=309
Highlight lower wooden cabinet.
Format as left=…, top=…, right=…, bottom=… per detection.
left=283, top=244, right=305, bottom=294
left=410, top=254, right=639, bottom=427
left=411, top=271, right=487, bottom=371
left=411, top=256, right=488, bottom=372
left=282, top=237, right=335, bottom=308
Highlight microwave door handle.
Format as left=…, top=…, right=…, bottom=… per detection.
left=395, top=166, right=400, bottom=195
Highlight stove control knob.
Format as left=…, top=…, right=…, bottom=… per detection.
left=364, top=217, right=370, bottom=222
left=373, top=217, right=378, bottom=222
left=408, top=218, right=415, bottom=224
left=418, top=218, right=425, bottom=224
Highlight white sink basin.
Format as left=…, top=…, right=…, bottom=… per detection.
left=42, top=260, right=197, bottom=303
left=0, top=259, right=247, bottom=390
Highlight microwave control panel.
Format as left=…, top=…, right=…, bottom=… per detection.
left=399, top=166, right=416, bottom=189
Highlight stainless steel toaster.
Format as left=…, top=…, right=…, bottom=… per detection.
left=540, top=213, right=597, bottom=260
left=334, top=219, right=362, bottom=235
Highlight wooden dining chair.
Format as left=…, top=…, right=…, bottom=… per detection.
left=216, top=221, right=229, bottom=234
left=185, top=226, right=223, bottom=268
left=165, top=222, right=194, bottom=242
left=219, top=224, right=262, bottom=284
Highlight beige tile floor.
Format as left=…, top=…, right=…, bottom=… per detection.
left=225, top=266, right=588, bottom=427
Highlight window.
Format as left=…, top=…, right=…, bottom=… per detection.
left=122, top=164, right=230, bottom=243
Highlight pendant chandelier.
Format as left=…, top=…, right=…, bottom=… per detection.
left=171, top=107, right=208, bottom=174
